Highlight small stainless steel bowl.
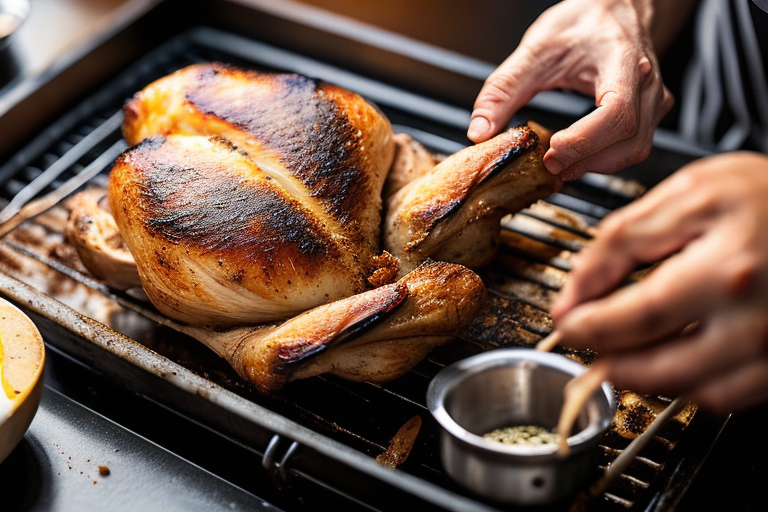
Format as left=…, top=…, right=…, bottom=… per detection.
left=427, top=348, right=615, bottom=506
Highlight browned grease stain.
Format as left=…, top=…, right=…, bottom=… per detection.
left=376, top=415, right=422, bottom=468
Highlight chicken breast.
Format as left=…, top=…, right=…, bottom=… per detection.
left=110, top=63, right=395, bottom=326
left=123, top=62, right=395, bottom=274
left=110, top=134, right=381, bottom=325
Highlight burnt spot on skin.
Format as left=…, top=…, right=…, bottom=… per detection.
left=486, top=127, right=537, bottom=180
left=184, top=66, right=372, bottom=223
left=330, top=282, right=408, bottom=346
left=155, top=252, right=173, bottom=270
left=131, top=144, right=333, bottom=269
left=135, top=135, right=167, bottom=152
left=231, top=269, right=246, bottom=283
left=403, top=126, right=538, bottom=252
left=278, top=282, right=408, bottom=365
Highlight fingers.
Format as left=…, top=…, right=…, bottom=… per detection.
left=598, top=312, right=768, bottom=415
left=470, top=38, right=671, bottom=176
left=555, top=254, right=718, bottom=352
left=555, top=216, right=756, bottom=351
left=550, top=242, right=637, bottom=321
left=467, top=0, right=597, bottom=143
left=553, top=153, right=768, bottom=319
left=551, top=168, right=717, bottom=318
left=471, top=71, right=668, bottom=175
left=549, top=152, right=768, bottom=415
left=546, top=59, right=673, bottom=179
left=692, top=358, right=768, bottom=414
left=550, top=90, right=673, bottom=180
left=468, top=47, right=549, bottom=143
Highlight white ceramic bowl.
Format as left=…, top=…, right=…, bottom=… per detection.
left=0, top=297, right=45, bottom=464
left=0, top=0, right=29, bottom=51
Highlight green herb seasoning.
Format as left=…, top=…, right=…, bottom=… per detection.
left=483, top=425, right=559, bottom=446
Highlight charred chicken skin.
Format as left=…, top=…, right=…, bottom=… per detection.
left=385, top=121, right=557, bottom=273
left=67, top=62, right=561, bottom=393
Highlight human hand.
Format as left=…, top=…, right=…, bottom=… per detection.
left=550, top=152, right=768, bottom=414
left=468, top=0, right=673, bottom=181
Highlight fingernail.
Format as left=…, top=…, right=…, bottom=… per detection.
left=467, top=116, right=490, bottom=141
left=545, top=156, right=565, bottom=175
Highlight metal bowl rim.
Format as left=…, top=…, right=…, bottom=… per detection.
left=427, top=348, right=615, bottom=456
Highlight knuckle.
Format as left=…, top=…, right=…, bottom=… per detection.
left=625, top=139, right=653, bottom=166
left=611, top=106, right=639, bottom=140
left=475, top=78, right=513, bottom=109
left=484, top=74, right=515, bottom=96
left=551, top=133, right=594, bottom=164
left=660, top=86, right=675, bottom=114
left=597, top=213, right=627, bottom=241
left=481, top=46, right=541, bottom=101
left=571, top=136, right=593, bottom=157
left=669, top=165, right=709, bottom=194
left=638, top=54, right=661, bottom=89
left=637, top=56, right=653, bottom=79
left=724, top=256, right=759, bottom=298
left=636, top=141, right=653, bottom=161
left=599, top=91, right=639, bottom=139
left=474, top=72, right=515, bottom=109
left=518, top=43, right=544, bottom=63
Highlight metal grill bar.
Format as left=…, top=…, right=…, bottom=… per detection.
left=0, top=139, right=127, bottom=238
left=0, top=112, right=123, bottom=223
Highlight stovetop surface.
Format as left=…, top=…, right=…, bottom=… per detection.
left=2, top=347, right=288, bottom=512
left=6, top=340, right=768, bottom=512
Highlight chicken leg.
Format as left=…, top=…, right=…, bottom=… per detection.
left=173, top=260, right=485, bottom=393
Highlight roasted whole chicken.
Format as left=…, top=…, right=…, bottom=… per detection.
left=66, top=62, right=561, bottom=393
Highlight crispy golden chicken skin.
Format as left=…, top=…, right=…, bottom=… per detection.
left=110, top=134, right=376, bottom=325
left=123, top=62, right=395, bottom=267
left=67, top=62, right=561, bottom=392
left=112, top=63, right=395, bottom=326
left=384, top=122, right=561, bottom=273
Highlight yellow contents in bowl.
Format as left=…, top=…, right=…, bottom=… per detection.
left=0, top=299, right=45, bottom=420
left=0, top=298, right=46, bottom=464
left=483, top=425, right=560, bottom=446
left=0, top=336, right=14, bottom=421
